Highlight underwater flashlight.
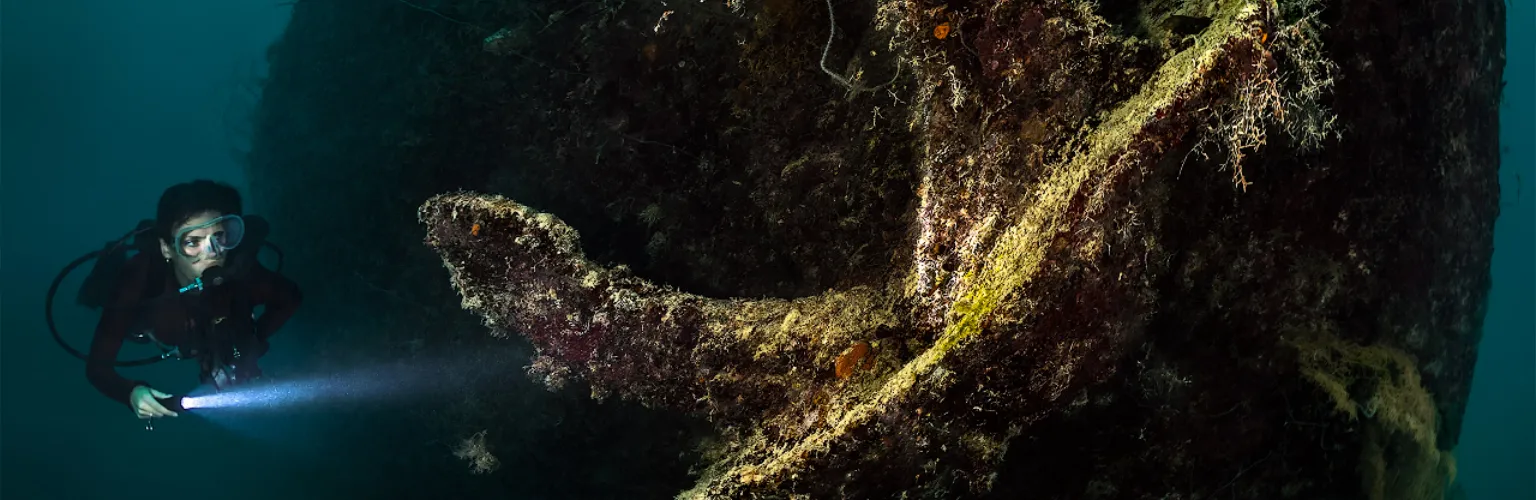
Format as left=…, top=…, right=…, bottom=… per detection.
left=142, top=395, right=193, bottom=432
left=159, top=395, right=190, bottom=412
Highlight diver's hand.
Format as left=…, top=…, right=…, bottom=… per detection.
left=129, top=386, right=178, bottom=419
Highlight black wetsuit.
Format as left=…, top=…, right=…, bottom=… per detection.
left=86, top=252, right=302, bottom=406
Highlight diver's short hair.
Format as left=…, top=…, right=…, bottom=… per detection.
left=155, top=180, right=243, bottom=242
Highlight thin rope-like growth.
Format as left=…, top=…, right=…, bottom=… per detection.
left=396, top=0, right=482, bottom=28
left=820, top=0, right=901, bottom=94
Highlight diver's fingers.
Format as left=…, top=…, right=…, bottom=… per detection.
left=151, top=392, right=179, bottom=417
left=143, top=399, right=178, bottom=418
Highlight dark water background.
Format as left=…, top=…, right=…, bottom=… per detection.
left=0, top=1, right=380, bottom=498
left=2, top=0, right=1530, bottom=498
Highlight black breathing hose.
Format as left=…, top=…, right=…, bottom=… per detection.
left=46, top=246, right=168, bottom=366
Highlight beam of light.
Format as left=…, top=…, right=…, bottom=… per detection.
left=178, top=356, right=490, bottom=413
left=182, top=378, right=362, bottom=411
left=179, top=376, right=353, bottom=410
left=163, top=346, right=526, bottom=453
left=180, top=387, right=312, bottom=410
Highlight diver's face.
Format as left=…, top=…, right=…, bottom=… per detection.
left=160, top=211, right=231, bottom=282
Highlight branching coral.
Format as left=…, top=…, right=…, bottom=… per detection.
left=1186, top=0, right=1343, bottom=191
left=454, top=429, right=502, bottom=475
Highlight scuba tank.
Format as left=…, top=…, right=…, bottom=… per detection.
left=74, top=220, right=158, bottom=310
left=47, top=215, right=284, bottom=368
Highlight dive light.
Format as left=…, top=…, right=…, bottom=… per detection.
left=158, top=395, right=189, bottom=412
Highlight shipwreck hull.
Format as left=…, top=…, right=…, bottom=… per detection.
left=249, top=0, right=1503, bottom=495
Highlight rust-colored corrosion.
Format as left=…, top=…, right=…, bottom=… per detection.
left=834, top=341, right=873, bottom=379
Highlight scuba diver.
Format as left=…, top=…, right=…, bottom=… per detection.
left=78, top=180, right=302, bottom=420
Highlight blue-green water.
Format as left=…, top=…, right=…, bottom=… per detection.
left=0, top=1, right=376, bottom=498
left=1454, top=0, right=1536, bottom=497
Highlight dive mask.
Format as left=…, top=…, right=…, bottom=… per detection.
left=173, top=214, right=245, bottom=261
